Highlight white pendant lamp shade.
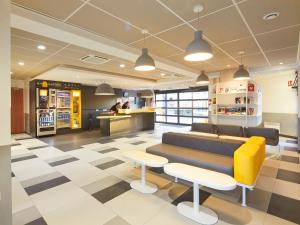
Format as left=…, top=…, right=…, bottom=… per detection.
left=233, top=64, right=250, bottom=80
left=94, top=83, right=115, bottom=95
left=140, top=89, right=154, bottom=98
left=134, top=48, right=155, bottom=71
left=184, top=31, right=213, bottom=62
left=196, top=70, right=209, bottom=85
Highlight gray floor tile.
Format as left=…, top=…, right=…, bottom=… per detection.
left=244, top=188, right=272, bottom=212
left=280, top=155, right=299, bottom=164
left=24, top=176, right=70, bottom=195
left=48, top=157, right=79, bottom=167
left=103, top=216, right=130, bottom=225
left=172, top=187, right=211, bottom=206
left=99, top=147, right=119, bottom=154
left=92, top=180, right=131, bottom=203
left=96, top=159, right=124, bottom=170
left=131, top=141, right=146, bottom=145
left=277, top=169, right=300, bottom=184
left=12, top=155, right=37, bottom=163
left=25, top=217, right=48, bottom=225
left=27, top=145, right=49, bottom=150
left=284, top=146, right=298, bottom=152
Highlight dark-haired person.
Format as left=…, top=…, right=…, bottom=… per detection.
left=122, top=101, right=130, bottom=109
left=110, top=102, right=121, bottom=113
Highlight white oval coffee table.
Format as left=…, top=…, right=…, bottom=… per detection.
left=164, top=163, right=237, bottom=225
left=123, top=150, right=168, bottom=194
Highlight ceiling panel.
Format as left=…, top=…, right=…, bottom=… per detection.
left=190, top=7, right=250, bottom=44
left=132, top=37, right=181, bottom=58
left=67, top=4, right=142, bottom=44
left=89, top=0, right=182, bottom=34
left=239, top=0, right=300, bottom=34
left=235, top=53, right=269, bottom=68
left=219, top=37, right=261, bottom=58
left=256, top=25, right=300, bottom=51
left=12, top=0, right=83, bottom=21
left=159, top=0, right=234, bottom=21
left=265, top=46, right=297, bottom=66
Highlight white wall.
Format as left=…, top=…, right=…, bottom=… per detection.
left=254, top=70, right=298, bottom=114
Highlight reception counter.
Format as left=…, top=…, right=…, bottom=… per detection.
left=96, top=109, right=155, bottom=136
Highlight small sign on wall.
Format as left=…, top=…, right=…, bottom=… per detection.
left=288, top=80, right=293, bottom=86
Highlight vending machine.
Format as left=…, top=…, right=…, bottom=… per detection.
left=36, top=109, right=56, bottom=136
left=56, top=90, right=71, bottom=129
left=71, top=90, right=82, bottom=129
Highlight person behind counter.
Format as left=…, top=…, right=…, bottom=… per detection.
left=110, top=102, right=121, bottom=113
left=122, top=101, right=130, bottom=109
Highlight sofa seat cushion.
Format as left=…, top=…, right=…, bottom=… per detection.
left=191, top=123, right=216, bottom=134
left=187, top=131, right=219, bottom=138
left=216, top=124, right=244, bottom=137
left=146, top=144, right=234, bottom=176
left=219, top=135, right=249, bottom=142
left=244, top=127, right=279, bottom=146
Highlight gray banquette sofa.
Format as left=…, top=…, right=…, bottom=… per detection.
left=147, top=132, right=244, bottom=176
left=191, top=123, right=279, bottom=146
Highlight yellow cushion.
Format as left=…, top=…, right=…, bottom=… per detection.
left=234, top=138, right=265, bottom=186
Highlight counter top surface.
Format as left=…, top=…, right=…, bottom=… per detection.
left=96, top=115, right=131, bottom=119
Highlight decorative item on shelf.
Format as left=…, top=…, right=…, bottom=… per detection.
left=248, top=83, right=255, bottom=92
left=196, top=70, right=209, bottom=85
left=237, top=83, right=247, bottom=92
left=135, top=30, right=155, bottom=71
left=184, top=5, right=213, bottom=62
left=94, top=83, right=115, bottom=95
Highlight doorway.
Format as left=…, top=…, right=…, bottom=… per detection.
left=11, top=88, right=24, bottom=134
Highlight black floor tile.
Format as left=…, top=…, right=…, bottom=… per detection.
left=149, top=167, right=164, bottom=174
left=131, top=141, right=146, bottom=145
left=54, top=143, right=83, bottom=152
left=99, top=147, right=119, bottom=154
left=277, top=169, right=300, bottom=184
left=96, top=159, right=124, bottom=170
left=26, top=217, right=48, bottom=225
left=243, top=188, right=272, bottom=212
left=11, top=172, right=15, bottom=177
left=123, top=134, right=139, bottom=139
left=267, top=193, right=300, bottom=224
left=98, top=139, right=115, bottom=144
left=49, top=157, right=79, bottom=167
left=11, top=155, right=37, bottom=163
left=92, top=180, right=131, bottom=203
left=286, top=139, right=298, bottom=144
left=11, top=143, right=21, bottom=146
left=15, top=137, right=34, bottom=141
left=27, top=145, right=49, bottom=150
left=280, top=155, right=299, bottom=164
left=172, top=187, right=211, bottom=206
left=25, top=176, right=70, bottom=195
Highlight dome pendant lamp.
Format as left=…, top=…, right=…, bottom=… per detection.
left=184, top=5, right=213, bottom=62
left=234, top=53, right=250, bottom=80
left=94, top=83, right=115, bottom=95
left=196, top=70, right=209, bottom=85
left=135, top=30, right=156, bottom=71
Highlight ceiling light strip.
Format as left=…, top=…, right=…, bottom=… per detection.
left=155, top=0, right=240, bottom=64
left=297, top=31, right=300, bottom=66
left=63, top=0, right=92, bottom=22
left=231, top=0, right=271, bottom=66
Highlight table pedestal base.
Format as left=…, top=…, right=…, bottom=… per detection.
left=130, top=180, right=157, bottom=194
left=177, top=202, right=218, bottom=225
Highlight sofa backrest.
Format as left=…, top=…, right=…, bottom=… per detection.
left=191, top=123, right=216, bottom=134
left=244, top=127, right=279, bottom=146
left=216, top=124, right=244, bottom=137
left=162, top=132, right=243, bottom=157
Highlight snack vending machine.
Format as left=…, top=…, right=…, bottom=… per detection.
left=71, top=90, right=82, bottom=129
left=36, top=109, right=56, bottom=136
left=56, top=90, right=71, bottom=129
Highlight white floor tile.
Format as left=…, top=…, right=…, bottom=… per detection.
left=32, top=146, right=67, bottom=160
left=67, top=148, right=105, bottom=163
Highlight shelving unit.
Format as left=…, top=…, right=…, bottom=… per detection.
left=208, top=80, right=262, bottom=126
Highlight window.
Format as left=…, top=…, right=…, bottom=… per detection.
left=155, top=88, right=208, bottom=125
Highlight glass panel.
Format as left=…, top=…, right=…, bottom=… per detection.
left=179, top=109, right=192, bottom=116
left=156, top=108, right=166, bottom=115
left=179, top=92, right=192, bottom=100
left=156, top=115, right=166, bottom=122
left=179, top=117, right=192, bottom=124
left=167, top=109, right=178, bottom=115
left=167, top=116, right=178, bottom=123
left=179, top=101, right=192, bottom=108
left=193, top=117, right=208, bottom=123
left=193, top=109, right=208, bottom=116
left=193, top=92, right=208, bottom=99
left=193, top=100, right=208, bottom=108
left=155, top=101, right=166, bottom=108
left=167, top=93, right=177, bottom=100
left=167, top=101, right=178, bottom=108
left=156, top=94, right=165, bottom=101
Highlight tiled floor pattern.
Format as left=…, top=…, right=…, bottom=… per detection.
left=11, top=126, right=300, bottom=225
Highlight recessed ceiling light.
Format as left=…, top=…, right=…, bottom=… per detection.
left=161, top=73, right=166, bottom=76
left=226, top=65, right=231, bottom=68
left=10, top=71, right=13, bottom=75
left=37, top=45, right=46, bottom=50
left=279, top=62, right=283, bottom=65
left=18, top=62, right=24, bottom=66
left=238, top=51, right=245, bottom=55
left=120, top=64, right=125, bottom=68
left=193, top=4, right=204, bottom=13
left=263, top=12, right=280, bottom=21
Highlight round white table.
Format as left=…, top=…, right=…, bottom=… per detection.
left=123, top=150, right=168, bottom=194
left=164, top=163, right=237, bottom=225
